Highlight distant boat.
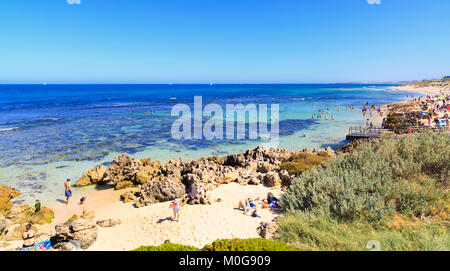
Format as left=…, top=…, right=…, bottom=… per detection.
left=43, top=82, right=47, bottom=86
left=210, top=82, right=213, bottom=86
left=169, top=82, right=172, bottom=85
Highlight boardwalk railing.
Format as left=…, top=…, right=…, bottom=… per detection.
left=346, top=126, right=390, bottom=140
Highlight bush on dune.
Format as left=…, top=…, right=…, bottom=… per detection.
left=203, top=238, right=295, bottom=251
left=280, top=131, right=449, bottom=222
left=280, top=153, right=330, bottom=176
left=132, top=238, right=295, bottom=251
left=278, top=212, right=449, bottom=251
left=278, top=131, right=449, bottom=251
left=133, top=242, right=199, bottom=251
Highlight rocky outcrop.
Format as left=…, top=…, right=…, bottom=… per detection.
left=120, top=190, right=140, bottom=203
left=257, top=218, right=280, bottom=240
left=0, top=185, right=20, bottom=216
left=264, top=172, right=282, bottom=187
left=0, top=185, right=54, bottom=232
left=52, top=218, right=97, bottom=250
left=0, top=217, right=11, bottom=236
left=5, top=205, right=54, bottom=225
left=337, top=138, right=376, bottom=154
left=136, top=178, right=186, bottom=207
left=103, top=154, right=143, bottom=189
left=384, top=111, right=421, bottom=134
left=96, top=218, right=121, bottom=228
left=80, top=145, right=336, bottom=206
left=76, top=165, right=107, bottom=187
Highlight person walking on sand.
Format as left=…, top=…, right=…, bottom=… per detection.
left=64, top=177, right=72, bottom=205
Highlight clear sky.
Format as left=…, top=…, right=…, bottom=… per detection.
left=0, top=0, right=449, bottom=84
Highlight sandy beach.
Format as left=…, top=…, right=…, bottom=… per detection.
left=1, top=183, right=282, bottom=251
left=391, top=85, right=449, bottom=95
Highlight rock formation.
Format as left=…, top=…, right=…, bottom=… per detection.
left=52, top=218, right=98, bottom=250
left=96, top=218, right=121, bottom=228
left=79, top=145, right=336, bottom=207
left=257, top=218, right=280, bottom=240
left=0, top=184, right=20, bottom=216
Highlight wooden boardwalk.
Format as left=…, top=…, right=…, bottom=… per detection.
left=346, top=126, right=388, bottom=140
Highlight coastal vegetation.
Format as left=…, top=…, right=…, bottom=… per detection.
left=280, top=152, right=330, bottom=176
left=133, top=238, right=295, bottom=251
left=278, top=131, right=449, bottom=250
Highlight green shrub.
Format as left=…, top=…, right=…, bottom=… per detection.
left=133, top=242, right=199, bottom=251
left=280, top=153, right=330, bottom=176
left=280, top=131, right=450, bottom=222
left=203, top=238, right=295, bottom=251
left=278, top=212, right=449, bottom=251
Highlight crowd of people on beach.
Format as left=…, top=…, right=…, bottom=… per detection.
left=417, top=91, right=450, bottom=129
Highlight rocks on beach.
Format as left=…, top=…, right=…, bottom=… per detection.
left=52, top=218, right=98, bottom=250
left=76, top=145, right=337, bottom=208
left=0, top=184, right=55, bottom=242
left=51, top=217, right=122, bottom=250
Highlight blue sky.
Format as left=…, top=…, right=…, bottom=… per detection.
left=0, top=0, right=449, bottom=83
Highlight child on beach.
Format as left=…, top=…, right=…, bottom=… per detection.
left=170, top=198, right=183, bottom=222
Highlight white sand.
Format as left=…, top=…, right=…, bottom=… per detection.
left=390, top=85, right=448, bottom=94
left=1, top=183, right=282, bottom=251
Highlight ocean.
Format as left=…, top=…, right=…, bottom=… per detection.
left=0, top=84, right=416, bottom=204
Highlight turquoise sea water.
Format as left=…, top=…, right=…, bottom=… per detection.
left=0, top=84, right=416, bottom=204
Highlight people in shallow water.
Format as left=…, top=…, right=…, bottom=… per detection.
left=64, top=177, right=72, bottom=205
left=22, top=223, right=36, bottom=249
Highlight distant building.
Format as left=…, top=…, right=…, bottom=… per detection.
left=444, top=76, right=450, bottom=79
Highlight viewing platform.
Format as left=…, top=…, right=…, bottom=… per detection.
left=346, top=126, right=389, bottom=140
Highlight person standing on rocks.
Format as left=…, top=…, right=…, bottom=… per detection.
left=65, top=177, right=72, bottom=205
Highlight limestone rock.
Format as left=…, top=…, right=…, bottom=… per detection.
left=104, top=153, right=143, bottom=189
left=0, top=217, right=11, bottom=236
left=96, top=218, right=121, bottom=228
left=137, top=178, right=185, bottom=207
left=0, top=185, right=20, bottom=216
left=6, top=205, right=54, bottom=225
left=264, top=172, right=282, bottom=187
left=76, top=165, right=107, bottom=187
left=52, top=218, right=97, bottom=250
left=257, top=219, right=279, bottom=240
left=120, top=190, right=140, bottom=203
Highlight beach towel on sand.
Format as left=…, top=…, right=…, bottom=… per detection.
left=21, top=240, right=53, bottom=251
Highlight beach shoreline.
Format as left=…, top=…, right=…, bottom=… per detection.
left=2, top=88, right=444, bottom=251
left=390, top=84, right=449, bottom=95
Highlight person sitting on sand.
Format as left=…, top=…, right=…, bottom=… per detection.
left=238, top=198, right=259, bottom=217
left=22, top=224, right=37, bottom=249
left=64, top=177, right=72, bottom=205
left=79, top=196, right=86, bottom=205
left=238, top=198, right=251, bottom=213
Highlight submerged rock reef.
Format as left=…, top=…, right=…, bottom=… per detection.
left=77, top=145, right=336, bottom=207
